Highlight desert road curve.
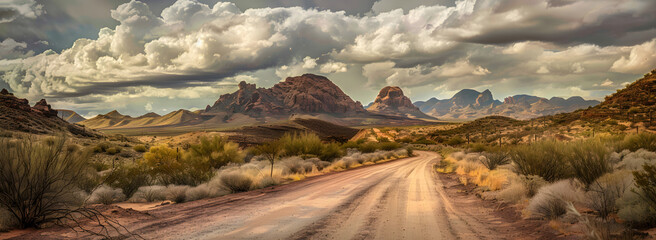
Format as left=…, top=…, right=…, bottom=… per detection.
left=93, top=150, right=534, bottom=240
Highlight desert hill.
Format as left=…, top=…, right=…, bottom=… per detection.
left=560, top=69, right=656, bottom=126
left=367, top=86, right=436, bottom=120
left=56, top=109, right=86, bottom=123
left=0, top=89, right=98, bottom=137
left=415, top=89, right=599, bottom=120
left=79, top=110, right=204, bottom=129
left=221, top=117, right=360, bottom=146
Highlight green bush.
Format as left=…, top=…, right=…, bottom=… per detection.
left=106, top=163, right=151, bottom=198
left=406, top=147, right=414, bottom=157
left=106, top=146, right=121, bottom=155
left=133, top=144, right=148, bottom=152
left=469, top=143, right=487, bottom=152
left=188, top=136, right=244, bottom=169
left=620, top=133, right=656, bottom=152
left=633, top=163, right=656, bottom=211
left=142, top=145, right=213, bottom=186
left=358, top=142, right=379, bottom=153
left=412, top=137, right=436, bottom=145
left=341, top=141, right=360, bottom=149
left=0, top=137, right=91, bottom=228
left=379, top=142, right=401, bottom=151
left=567, top=139, right=612, bottom=186
left=509, top=141, right=571, bottom=182
left=319, top=142, right=342, bottom=161
left=446, top=136, right=465, bottom=146
left=280, top=132, right=324, bottom=157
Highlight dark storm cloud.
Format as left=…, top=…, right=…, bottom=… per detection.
left=457, top=0, right=656, bottom=46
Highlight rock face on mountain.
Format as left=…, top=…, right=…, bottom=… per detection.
left=414, top=89, right=599, bottom=120
left=57, top=109, right=87, bottom=123
left=366, top=86, right=435, bottom=119
left=577, top=69, right=656, bottom=124
left=205, top=74, right=366, bottom=117
left=0, top=89, right=98, bottom=136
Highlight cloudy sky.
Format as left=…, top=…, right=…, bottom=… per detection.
left=0, top=0, right=655, bottom=118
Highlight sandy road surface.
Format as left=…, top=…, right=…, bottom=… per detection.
left=8, top=151, right=539, bottom=240
left=125, top=151, right=519, bottom=240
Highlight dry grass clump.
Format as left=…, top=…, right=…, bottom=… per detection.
left=130, top=186, right=167, bottom=202
left=219, top=172, right=253, bottom=193
left=166, top=185, right=190, bottom=203
left=526, top=180, right=584, bottom=220
left=614, top=149, right=656, bottom=170
left=89, top=185, right=126, bottom=205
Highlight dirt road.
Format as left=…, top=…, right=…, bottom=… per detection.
left=9, top=151, right=553, bottom=239
left=114, top=151, right=526, bottom=240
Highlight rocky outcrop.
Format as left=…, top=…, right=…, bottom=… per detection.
left=367, top=86, right=435, bottom=119
left=205, top=74, right=366, bottom=117
left=33, top=99, right=58, bottom=117
left=57, top=109, right=87, bottom=123
left=415, top=89, right=599, bottom=120
left=0, top=89, right=98, bottom=136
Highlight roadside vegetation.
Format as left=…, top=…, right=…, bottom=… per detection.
left=0, top=131, right=410, bottom=234
left=436, top=132, right=656, bottom=238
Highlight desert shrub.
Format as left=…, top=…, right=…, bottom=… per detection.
left=619, top=132, right=656, bottom=152
left=106, top=146, right=121, bottom=155
left=527, top=180, right=584, bottom=220
left=468, top=143, right=487, bottom=152
left=446, top=136, right=465, bottom=146
left=188, top=136, right=244, bottom=169
left=497, top=179, right=526, bottom=203
left=358, top=142, right=379, bottom=153
left=90, top=160, right=110, bottom=172
left=133, top=144, right=148, bottom=152
left=397, top=137, right=413, bottom=143
left=165, top=185, right=190, bottom=203
left=185, top=184, right=220, bottom=201
left=131, top=186, right=167, bottom=202
left=480, top=151, right=510, bottom=170
left=341, top=141, right=360, bottom=149
left=586, top=171, right=633, bottom=219
left=522, top=175, right=547, bottom=197
left=0, top=137, right=91, bottom=228
left=406, top=147, right=414, bottom=157
left=319, top=142, right=342, bottom=161
left=567, top=139, right=611, bottom=186
left=633, top=163, right=656, bottom=210
left=379, top=142, right=401, bottom=151
left=220, top=172, right=253, bottom=193
left=281, top=157, right=315, bottom=174
left=93, top=141, right=113, bottom=153
left=280, top=132, right=324, bottom=157
left=617, top=186, right=656, bottom=228
left=412, top=137, right=436, bottom=145
left=106, top=164, right=151, bottom=198
left=615, top=149, right=656, bottom=170
left=89, top=185, right=126, bottom=205
left=509, top=141, right=571, bottom=182
left=142, top=145, right=213, bottom=186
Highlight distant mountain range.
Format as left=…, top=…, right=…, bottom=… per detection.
left=57, top=74, right=600, bottom=132
left=414, top=89, right=600, bottom=120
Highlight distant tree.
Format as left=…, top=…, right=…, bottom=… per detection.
left=254, top=141, right=284, bottom=177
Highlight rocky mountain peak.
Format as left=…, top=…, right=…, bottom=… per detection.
left=33, top=99, right=58, bottom=117
left=205, top=74, right=365, bottom=118
left=367, top=86, right=435, bottom=119
left=475, top=89, right=494, bottom=107
left=1, top=88, right=11, bottom=95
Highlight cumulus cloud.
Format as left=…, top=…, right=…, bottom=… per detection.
left=0, top=38, right=34, bottom=59
left=0, top=0, right=655, bottom=114
left=0, top=0, right=43, bottom=23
